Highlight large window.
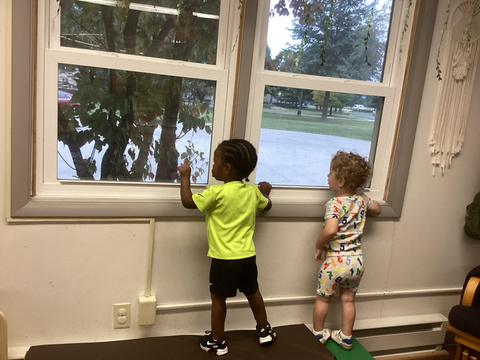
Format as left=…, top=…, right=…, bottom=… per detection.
left=241, top=0, right=419, bottom=215
left=8, top=0, right=437, bottom=218
left=32, top=0, right=234, bottom=213
left=255, top=0, right=393, bottom=187
left=55, top=1, right=221, bottom=184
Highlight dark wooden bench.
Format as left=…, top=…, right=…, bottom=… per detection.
left=25, top=324, right=336, bottom=360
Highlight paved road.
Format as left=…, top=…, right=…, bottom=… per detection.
left=256, top=129, right=370, bottom=187
left=57, top=128, right=371, bottom=187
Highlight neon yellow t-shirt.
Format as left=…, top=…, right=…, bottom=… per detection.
left=192, top=181, right=269, bottom=260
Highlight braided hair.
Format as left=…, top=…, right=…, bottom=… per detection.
left=217, top=139, right=258, bottom=182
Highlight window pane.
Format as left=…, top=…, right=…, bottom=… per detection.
left=265, top=0, right=393, bottom=82
left=57, top=64, right=214, bottom=183
left=256, top=86, right=381, bottom=186
left=60, top=0, right=220, bottom=64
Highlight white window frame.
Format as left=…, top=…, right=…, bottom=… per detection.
left=7, top=0, right=438, bottom=219
left=233, top=0, right=436, bottom=218
left=8, top=0, right=241, bottom=218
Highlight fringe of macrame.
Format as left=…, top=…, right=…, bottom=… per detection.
left=429, top=2, right=480, bottom=176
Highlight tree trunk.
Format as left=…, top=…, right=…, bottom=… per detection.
left=155, top=77, right=183, bottom=181
left=99, top=106, right=135, bottom=179
left=57, top=105, right=94, bottom=180
left=321, top=91, right=330, bottom=121
left=154, top=1, right=199, bottom=181
left=297, top=89, right=303, bottom=116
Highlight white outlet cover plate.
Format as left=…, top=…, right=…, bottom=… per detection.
left=113, top=303, right=131, bottom=329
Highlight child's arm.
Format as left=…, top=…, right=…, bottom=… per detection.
left=367, top=200, right=381, bottom=216
left=258, top=181, right=272, bottom=211
left=315, top=218, right=338, bottom=262
left=177, top=159, right=197, bottom=209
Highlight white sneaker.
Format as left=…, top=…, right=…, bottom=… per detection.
left=314, top=328, right=331, bottom=344
left=331, top=329, right=353, bottom=350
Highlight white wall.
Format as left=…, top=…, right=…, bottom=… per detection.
left=1, top=0, right=480, bottom=356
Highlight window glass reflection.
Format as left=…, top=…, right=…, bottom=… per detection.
left=57, top=64, right=214, bottom=183
left=60, top=0, right=220, bottom=64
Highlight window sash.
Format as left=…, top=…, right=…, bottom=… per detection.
left=34, top=0, right=237, bottom=201
left=240, top=0, right=414, bottom=214
left=49, top=0, right=227, bottom=67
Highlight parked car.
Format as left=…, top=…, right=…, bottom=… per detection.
left=353, top=104, right=366, bottom=110
left=58, top=90, right=80, bottom=108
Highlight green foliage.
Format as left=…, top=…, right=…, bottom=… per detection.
left=270, top=0, right=390, bottom=82
left=319, top=0, right=334, bottom=66
left=57, top=0, right=219, bottom=182
left=271, top=0, right=387, bottom=70
left=436, top=0, right=450, bottom=80
left=84, top=158, right=97, bottom=176
left=312, top=90, right=354, bottom=109
left=180, top=140, right=208, bottom=183
left=398, top=0, right=412, bottom=62
left=398, top=0, right=476, bottom=81
left=364, top=5, right=374, bottom=66
left=271, top=86, right=312, bottom=108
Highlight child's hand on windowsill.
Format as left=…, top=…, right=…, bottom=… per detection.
left=257, top=181, right=272, bottom=197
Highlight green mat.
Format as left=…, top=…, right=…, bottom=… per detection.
left=324, top=337, right=374, bottom=360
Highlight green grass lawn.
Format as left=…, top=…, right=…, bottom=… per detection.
left=261, top=106, right=374, bottom=141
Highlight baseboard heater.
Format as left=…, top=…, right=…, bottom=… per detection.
left=350, top=313, right=448, bottom=357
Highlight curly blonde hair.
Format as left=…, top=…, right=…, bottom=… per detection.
left=330, top=150, right=372, bottom=192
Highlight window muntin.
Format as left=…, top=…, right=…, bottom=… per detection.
left=265, top=0, right=394, bottom=83
left=57, top=64, right=214, bottom=183
left=60, top=0, right=220, bottom=64
left=257, top=85, right=381, bottom=187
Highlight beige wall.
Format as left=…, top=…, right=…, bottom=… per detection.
left=1, top=0, right=480, bottom=356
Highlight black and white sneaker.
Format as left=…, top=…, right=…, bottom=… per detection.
left=200, top=331, right=228, bottom=356
left=256, top=323, right=277, bottom=346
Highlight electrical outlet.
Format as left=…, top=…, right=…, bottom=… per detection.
left=113, top=303, right=131, bottom=329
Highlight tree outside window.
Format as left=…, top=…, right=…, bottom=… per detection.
left=57, top=0, right=220, bottom=183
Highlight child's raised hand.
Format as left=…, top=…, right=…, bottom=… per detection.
left=257, top=181, right=272, bottom=197
left=177, top=159, right=191, bottom=178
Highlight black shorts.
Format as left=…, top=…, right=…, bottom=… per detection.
left=209, top=256, right=259, bottom=298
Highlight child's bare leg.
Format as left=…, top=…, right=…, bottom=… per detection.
left=339, top=288, right=356, bottom=336
left=211, top=292, right=227, bottom=339
left=245, top=288, right=268, bottom=327
left=313, top=294, right=333, bottom=331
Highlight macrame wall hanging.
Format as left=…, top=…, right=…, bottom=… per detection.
left=429, top=0, right=480, bottom=175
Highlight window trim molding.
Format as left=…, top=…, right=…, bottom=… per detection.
left=382, top=0, right=437, bottom=218
left=7, top=0, right=438, bottom=219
